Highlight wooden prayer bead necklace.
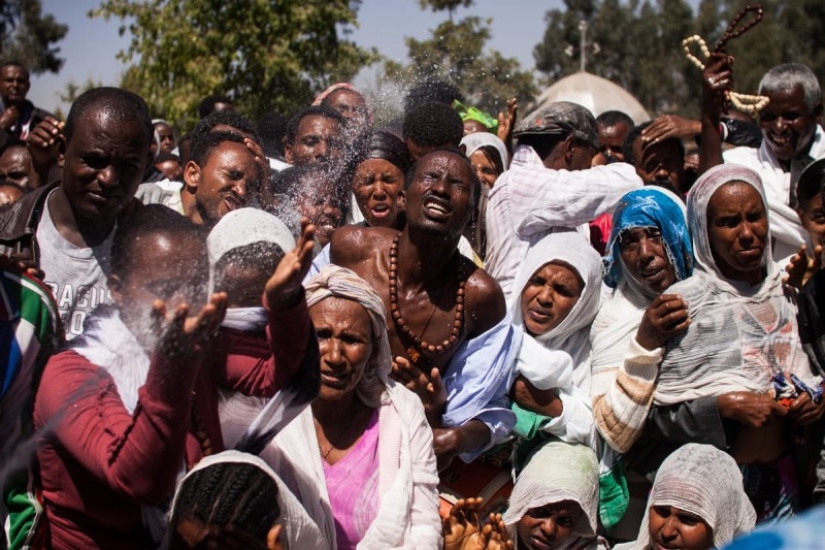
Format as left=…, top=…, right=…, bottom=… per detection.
left=682, top=4, right=769, bottom=116
left=388, top=233, right=465, bottom=364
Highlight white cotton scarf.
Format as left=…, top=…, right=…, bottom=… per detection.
left=510, top=230, right=603, bottom=395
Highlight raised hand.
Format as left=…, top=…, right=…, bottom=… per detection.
left=392, top=355, right=447, bottom=425
left=497, top=98, right=518, bottom=149
left=641, top=114, right=701, bottom=145
left=443, top=497, right=483, bottom=550
left=0, top=105, right=19, bottom=131
left=701, top=52, right=735, bottom=119
left=784, top=243, right=823, bottom=290
left=26, top=116, right=63, bottom=175
left=263, top=219, right=315, bottom=310
left=152, top=293, right=228, bottom=359
left=636, top=294, right=690, bottom=351
left=244, top=136, right=271, bottom=199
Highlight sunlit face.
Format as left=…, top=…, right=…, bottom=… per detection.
left=309, top=297, right=374, bottom=402
left=798, top=192, right=825, bottom=247
left=59, top=109, right=151, bottom=223
left=469, top=149, right=500, bottom=188
left=404, top=151, right=474, bottom=236
left=326, top=89, right=368, bottom=130
left=648, top=505, right=714, bottom=550
left=632, top=136, right=686, bottom=198
left=707, top=181, right=768, bottom=285
left=598, top=122, right=630, bottom=162
left=463, top=120, right=488, bottom=136
left=295, top=174, right=344, bottom=247
left=156, top=159, right=183, bottom=181
left=352, top=158, right=405, bottom=228
left=155, top=122, right=176, bottom=154
left=0, top=145, right=32, bottom=189
left=619, top=227, right=678, bottom=294
left=110, top=231, right=207, bottom=350
left=186, top=141, right=259, bottom=225
left=520, top=262, right=584, bottom=337
left=516, top=500, right=583, bottom=550
left=285, top=115, right=344, bottom=167
left=759, top=85, right=821, bottom=163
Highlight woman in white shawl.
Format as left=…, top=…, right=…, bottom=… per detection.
left=615, top=443, right=756, bottom=550
left=651, top=164, right=824, bottom=522
left=269, top=265, right=441, bottom=549
left=503, top=440, right=607, bottom=550
left=509, top=230, right=602, bottom=450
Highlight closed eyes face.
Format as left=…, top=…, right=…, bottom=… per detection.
left=519, top=261, right=584, bottom=336
left=404, top=151, right=475, bottom=236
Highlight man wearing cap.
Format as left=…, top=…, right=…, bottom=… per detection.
left=485, top=101, right=641, bottom=299
left=724, top=63, right=825, bottom=261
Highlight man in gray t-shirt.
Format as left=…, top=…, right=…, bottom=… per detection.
left=0, top=87, right=154, bottom=338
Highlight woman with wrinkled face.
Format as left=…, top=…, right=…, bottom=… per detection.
left=590, top=187, right=694, bottom=457
left=650, top=164, right=824, bottom=523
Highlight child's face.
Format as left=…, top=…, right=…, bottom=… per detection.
left=797, top=193, right=825, bottom=247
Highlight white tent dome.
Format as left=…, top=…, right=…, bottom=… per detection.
left=534, top=71, right=650, bottom=124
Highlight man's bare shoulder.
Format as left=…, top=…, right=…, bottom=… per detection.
left=329, top=225, right=399, bottom=266
left=461, top=258, right=506, bottom=335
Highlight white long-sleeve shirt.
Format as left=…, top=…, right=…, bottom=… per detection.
left=485, top=145, right=641, bottom=300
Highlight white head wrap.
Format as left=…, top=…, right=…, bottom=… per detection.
left=304, top=264, right=392, bottom=407
left=460, top=132, right=510, bottom=172
left=652, top=164, right=818, bottom=405
left=628, top=443, right=756, bottom=549
left=503, top=440, right=599, bottom=544
left=206, top=208, right=296, bottom=295
left=511, top=230, right=603, bottom=393
left=168, top=450, right=326, bottom=550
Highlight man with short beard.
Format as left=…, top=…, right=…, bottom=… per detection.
left=725, top=63, right=825, bottom=261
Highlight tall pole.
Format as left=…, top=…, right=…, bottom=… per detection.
left=579, top=20, right=587, bottom=72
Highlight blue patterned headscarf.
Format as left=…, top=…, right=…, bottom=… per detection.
left=604, top=187, right=694, bottom=297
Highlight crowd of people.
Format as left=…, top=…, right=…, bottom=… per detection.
left=0, top=42, right=825, bottom=550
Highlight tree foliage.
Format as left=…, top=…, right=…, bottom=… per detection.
left=533, top=0, right=825, bottom=118
left=90, top=0, right=380, bottom=128
left=0, top=0, right=67, bottom=74
left=382, top=4, right=537, bottom=116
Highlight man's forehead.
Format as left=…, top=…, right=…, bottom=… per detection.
left=0, top=65, right=27, bottom=78
left=297, top=114, right=340, bottom=134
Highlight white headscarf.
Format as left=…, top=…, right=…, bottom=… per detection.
left=304, top=264, right=392, bottom=408
left=511, top=230, right=603, bottom=394
left=461, top=132, right=510, bottom=173
left=207, top=208, right=296, bottom=295
left=627, top=443, right=756, bottom=549
left=503, top=440, right=600, bottom=548
left=653, top=165, right=818, bottom=405
left=167, top=450, right=326, bottom=550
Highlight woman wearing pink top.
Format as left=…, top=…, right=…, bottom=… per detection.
left=271, top=265, right=441, bottom=549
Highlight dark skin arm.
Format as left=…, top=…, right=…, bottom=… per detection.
left=698, top=53, right=734, bottom=174
left=635, top=293, right=690, bottom=351
left=25, top=115, right=62, bottom=190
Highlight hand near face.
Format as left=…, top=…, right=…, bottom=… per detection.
left=391, top=355, right=447, bottom=425
left=784, top=243, right=823, bottom=290
left=243, top=136, right=271, bottom=197
left=152, top=293, right=227, bottom=359
left=636, top=294, right=690, bottom=350
left=641, top=114, right=701, bottom=145
left=25, top=116, right=62, bottom=173
left=0, top=105, right=19, bottom=130
left=717, top=391, right=788, bottom=428
left=264, top=219, right=316, bottom=310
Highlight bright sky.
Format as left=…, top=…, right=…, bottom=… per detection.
left=29, top=0, right=558, bottom=115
